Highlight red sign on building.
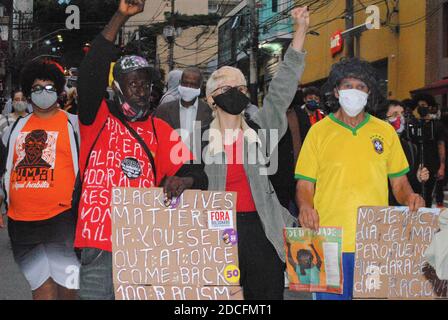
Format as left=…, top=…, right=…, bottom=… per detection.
left=330, top=31, right=344, bottom=56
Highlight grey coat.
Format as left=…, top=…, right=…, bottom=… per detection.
left=202, top=46, right=307, bottom=262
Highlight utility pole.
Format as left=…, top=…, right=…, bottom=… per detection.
left=248, top=0, right=258, bottom=106
left=6, top=0, right=14, bottom=96
left=168, top=0, right=175, bottom=71
left=345, top=0, right=354, bottom=58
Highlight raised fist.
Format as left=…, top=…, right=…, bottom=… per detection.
left=119, top=0, right=146, bottom=17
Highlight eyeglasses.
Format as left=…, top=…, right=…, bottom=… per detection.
left=213, top=85, right=247, bottom=96
left=31, top=85, right=57, bottom=94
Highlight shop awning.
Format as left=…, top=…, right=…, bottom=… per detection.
left=411, top=78, right=448, bottom=96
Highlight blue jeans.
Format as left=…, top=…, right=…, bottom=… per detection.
left=314, top=253, right=355, bottom=300
left=79, top=248, right=115, bottom=300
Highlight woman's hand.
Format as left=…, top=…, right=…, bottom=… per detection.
left=291, top=7, right=310, bottom=52
left=291, top=6, right=310, bottom=32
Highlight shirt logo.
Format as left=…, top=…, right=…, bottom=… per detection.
left=372, top=138, right=384, bottom=154
left=121, top=157, right=142, bottom=179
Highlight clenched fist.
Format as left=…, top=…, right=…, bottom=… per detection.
left=119, top=0, right=146, bottom=17
left=291, top=6, right=310, bottom=32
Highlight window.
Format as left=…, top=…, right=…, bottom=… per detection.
left=272, top=0, right=278, bottom=13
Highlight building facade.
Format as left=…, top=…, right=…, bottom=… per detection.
left=0, top=0, right=33, bottom=95
left=300, top=0, right=443, bottom=102
left=423, top=0, right=448, bottom=108
left=124, top=0, right=241, bottom=82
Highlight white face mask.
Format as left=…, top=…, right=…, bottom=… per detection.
left=178, top=85, right=201, bottom=102
left=338, top=89, right=369, bottom=117
left=13, top=101, right=28, bottom=113
left=31, top=91, right=58, bottom=110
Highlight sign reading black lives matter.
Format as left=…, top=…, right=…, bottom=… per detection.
left=354, top=206, right=448, bottom=300
left=111, top=187, right=243, bottom=300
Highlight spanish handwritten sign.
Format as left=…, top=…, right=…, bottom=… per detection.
left=354, top=206, right=447, bottom=300
left=111, top=187, right=243, bottom=300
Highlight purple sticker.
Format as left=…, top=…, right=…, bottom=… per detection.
left=170, top=196, right=180, bottom=209
left=163, top=196, right=180, bottom=209
left=222, top=229, right=238, bottom=246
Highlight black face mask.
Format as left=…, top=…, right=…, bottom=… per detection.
left=306, top=100, right=320, bottom=111
left=417, top=106, right=429, bottom=118
left=213, top=87, right=250, bottom=115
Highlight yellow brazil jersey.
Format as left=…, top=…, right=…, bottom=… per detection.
left=294, top=113, right=409, bottom=252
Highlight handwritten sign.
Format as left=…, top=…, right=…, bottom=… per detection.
left=354, top=207, right=448, bottom=300
left=111, top=187, right=243, bottom=300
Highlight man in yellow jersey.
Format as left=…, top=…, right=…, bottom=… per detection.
left=294, top=58, right=425, bottom=300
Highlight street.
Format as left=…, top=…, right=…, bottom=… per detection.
left=0, top=219, right=32, bottom=300
left=0, top=218, right=311, bottom=301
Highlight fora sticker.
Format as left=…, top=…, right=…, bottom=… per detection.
left=207, top=210, right=234, bottom=230
left=121, top=157, right=142, bottom=179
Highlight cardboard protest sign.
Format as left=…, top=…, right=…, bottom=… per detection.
left=354, top=207, right=448, bottom=300
left=111, top=187, right=243, bottom=300
left=284, top=227, right=343, bottom=294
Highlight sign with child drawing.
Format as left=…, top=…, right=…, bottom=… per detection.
left=284, top=227, right=343, bottom=294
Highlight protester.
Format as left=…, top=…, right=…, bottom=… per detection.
left=412, top=93, right=446, bottom=207
left=155, top=67, right=213, bottom=144
left=295, top=57, right=425, bottom=300
left=202, top=6, right=309, bottom=300
left=75, top=0, right=207, bottom=300
left=0, top=90, right=29, bottom=137
left=1, top=60, right=80, bottom=300
left=376, top=100, right=430, bottom=205
left=159, top=69, right=183, bottom=105
left=297, top=86, right=325, bottom=142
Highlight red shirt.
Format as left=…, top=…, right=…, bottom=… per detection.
left=224, top=131, right=257, bottom=213
left=309, top=110, right=325, bottom=125
left=75, top=101, right=192, bottom=251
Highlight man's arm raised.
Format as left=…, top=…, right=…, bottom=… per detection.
left=78, top=0, right=146, bottom=125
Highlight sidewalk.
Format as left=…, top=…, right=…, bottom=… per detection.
left=0, top=221, right=32, bottom=300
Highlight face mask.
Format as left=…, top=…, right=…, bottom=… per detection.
left=338, top=89, right=369, bottom=117
left=13, top=101, right=28, bottom=113
left=114, top=80, right=152, bottom=122
left=417, top=106, right=429, bottom=118
left=306, top=100, right=320, bottom=111
left=31, top=91, right=58, bottom=110
left=178, top=85, right=201, bottom=102
left=213, top=87, right=250, bottom=116
left=389, top=116, right=405, bottom=134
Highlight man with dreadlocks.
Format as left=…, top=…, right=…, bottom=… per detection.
left=294, top=58, right=425, bottom=300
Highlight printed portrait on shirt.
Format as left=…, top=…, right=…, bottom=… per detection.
left=11, top=129, right=58, bottom=188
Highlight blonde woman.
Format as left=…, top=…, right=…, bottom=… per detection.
left=200, top=7, right=309, bottom=299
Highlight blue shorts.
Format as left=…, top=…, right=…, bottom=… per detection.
left=314, top=253, right=354, bottom=300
